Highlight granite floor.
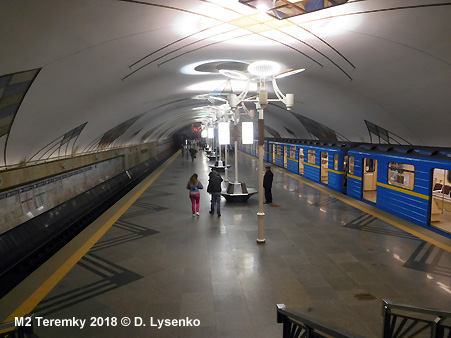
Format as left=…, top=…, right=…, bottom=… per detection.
left=33, top=150, right=451, bottom=338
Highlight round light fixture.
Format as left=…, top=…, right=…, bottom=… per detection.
left=248, top=60, right=281, bottom=77
left=275, top=68, right=305, bottom=79
left=218, top=69, right=249, bottom=80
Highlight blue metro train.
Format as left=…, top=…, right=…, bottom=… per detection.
left=239, top=138, right=451, bottom=239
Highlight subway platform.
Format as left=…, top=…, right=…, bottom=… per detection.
left=4, top=150, right=451, bottom=338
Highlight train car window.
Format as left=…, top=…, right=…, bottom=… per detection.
left=307, top=150, right=316, bottom=164
left=277, top=145, right=282, bottom=156
left=349, top=156, right=355, bottom=174
left=290, top=147, right=296, bottom=159
left=365, top=158, right=376, bottom=173
left=388, top=162, right=415, bottom=190
left=334, top=154, right=339, bottom=171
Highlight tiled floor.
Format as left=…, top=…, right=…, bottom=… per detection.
left=34, top=150, right=451, bottom=338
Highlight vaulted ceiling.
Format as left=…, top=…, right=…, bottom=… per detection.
left=1, top=0, right=450, bottom=168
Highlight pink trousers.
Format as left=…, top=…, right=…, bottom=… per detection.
left=189, top=193, right=200, bottom=213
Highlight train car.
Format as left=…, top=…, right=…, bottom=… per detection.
left=267, top=140, right=287, bottom=168
left=347, top=144, right=451, bottom=238
left=241, top=138, right=451, bottom=239
left=252, top=140, right=258, bottom=157
left=266, top=139, right=353, bottom=193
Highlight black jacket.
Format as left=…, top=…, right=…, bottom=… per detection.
left=207, top=174, right=223, bottom=193
left=263, top=170, right=273, bottom=189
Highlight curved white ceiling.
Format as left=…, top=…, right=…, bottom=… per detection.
left=0, top=0, right=450, bottom=167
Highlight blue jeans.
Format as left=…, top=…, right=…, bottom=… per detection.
left=210, top=192, right=221, bottom=214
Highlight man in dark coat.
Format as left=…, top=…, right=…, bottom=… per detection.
left=263, top=166, right=273, bottom=204
left=207, top=170, right=223, bottom=216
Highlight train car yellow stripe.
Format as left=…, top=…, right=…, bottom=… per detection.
left=377, top=182, right=429, bottom=200
left=328, top=169, right=345, bottom=174
left=348, top=174, right=362, bottom=181
left=287, top=158, right=298, bottom=162
left=0, top=151, right=180, bottom=323
left=304, top=162, right=320, bottom=169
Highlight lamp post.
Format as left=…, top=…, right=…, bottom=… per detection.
left=221, top=61, right=301, bottom=244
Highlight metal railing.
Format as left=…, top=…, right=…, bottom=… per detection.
left=277, top=304, right=364, bottom=338
left=382, top=299, right=451, bottom=338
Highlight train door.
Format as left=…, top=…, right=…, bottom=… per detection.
left=272, top=144, right=276, bottom=163
left=363, top=158, right=377, bottom=203
left=320, top=152, right=328, bottom=184
left=284, top=146, right=288, bottom=168
left=430, top=168, right=451, bottom=234
left=343, top=155, right=348, bottom=189
left=299, top=148, right=304, bottom=175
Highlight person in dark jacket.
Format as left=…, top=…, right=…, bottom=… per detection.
left=207, top=170, right=223, bottom=216
left=189, top=147, right=197, bottom=162
left=263, top=166, right=273, bottom=204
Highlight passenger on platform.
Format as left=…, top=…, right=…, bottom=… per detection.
left=181, top=144, right=185, bottom=158
left=263, top=166, right=273, bottom=204
left=228, top=145, right=234, bottom=157
left=207, top=170, right=223, bottom=217
left=187, top=173, right=203, bottom=216
left=189, top=146, right=198, bottom=162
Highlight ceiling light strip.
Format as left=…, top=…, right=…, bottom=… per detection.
left=129, top=23, right=226, bottom=69
left=287, top=20, right=356, bottom=69
left=271, top=27, right=352, bottom=80
left=122, top=27, right=242, bottom=81
left=157, top=32, right=254, bottom=68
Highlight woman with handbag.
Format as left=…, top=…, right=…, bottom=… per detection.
left=186, top=173, right=203, bottom=216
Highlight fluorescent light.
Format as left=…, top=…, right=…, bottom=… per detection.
left=242, top=122, right=254, bottom=144
left=275, top=68, right=305, bottom=79
left=218, top=122, right=230, bottom=145
left=201, top=129, right=208, bottom=138
left=208, top=127, right=214, bottom=139
left=248, top=60, right=281, bottom=77
left=256, top=4, right=270, bottom=12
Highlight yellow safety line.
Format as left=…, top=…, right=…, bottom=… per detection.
left=348, top=174, right=362, bottom=181
left=0, top=151, right=180, bottom=323
left=377, top=182, right=429, bottom=200
left=239, top=150, right=451, bottom=253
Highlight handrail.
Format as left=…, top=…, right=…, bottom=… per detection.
left=382, top=299, right=451, bottom=338
left=276, top=304, right=364, bottom=338
left=383, top=299, right=451, bottom=318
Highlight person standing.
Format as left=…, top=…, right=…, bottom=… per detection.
left=207, top=170, right=223, bottom=217
left=263, top=166, right=273, bottom=204
left=189, top=145, right=197, bottom=162
left=187, top=173, right=203, bottom=216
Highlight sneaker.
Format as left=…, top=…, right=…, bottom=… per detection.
left=192, top=214, right=195, bottom=217
left=218, top=213, right=221, bottom=217
left=209, top=211, right=214, bottom=215
left=196, top=212, right=200, bottom=216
